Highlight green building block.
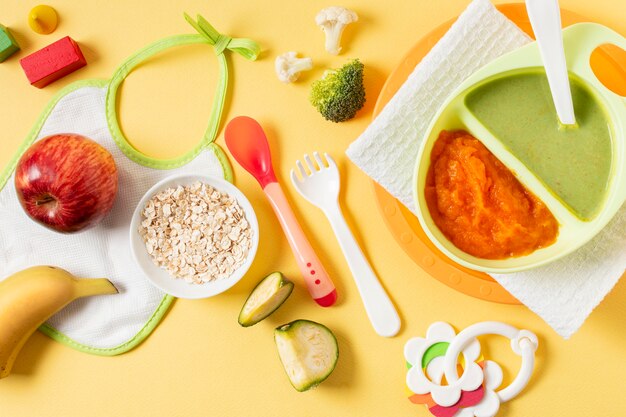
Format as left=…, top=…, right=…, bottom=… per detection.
left=0, top=24, right=20, bottom=62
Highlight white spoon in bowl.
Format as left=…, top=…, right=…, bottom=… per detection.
left=526, top=0, right=576, bottom=126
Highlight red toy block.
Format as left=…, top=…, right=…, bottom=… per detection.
left=19, top=36, right=87, bottom=88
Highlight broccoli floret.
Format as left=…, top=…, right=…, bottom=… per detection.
left=309, top=59, right=366, bottom=123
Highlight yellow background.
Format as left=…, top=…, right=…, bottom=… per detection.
left=1, top=0, right=625, bottom=416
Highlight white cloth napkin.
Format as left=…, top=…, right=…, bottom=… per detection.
left=0, top=85, right=226, bottom=350
left=346, top=0, right=626, bottom=339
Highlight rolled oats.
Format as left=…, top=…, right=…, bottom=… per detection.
left=139, top=182, right=253, bottom=284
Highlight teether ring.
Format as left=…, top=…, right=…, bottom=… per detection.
left=405, top=322, right=538, bottom=417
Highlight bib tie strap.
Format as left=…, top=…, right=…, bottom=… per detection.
left=213, top=34, right=232, bottom=56
left=184, top=13, right=260, bottom=60
left=106, top=13, right=261, bottom=170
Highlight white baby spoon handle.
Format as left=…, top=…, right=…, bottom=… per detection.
left=526, top=0, right=576, bottom=125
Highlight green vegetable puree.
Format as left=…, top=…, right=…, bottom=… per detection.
left=466, top=71, right=613, bottom=220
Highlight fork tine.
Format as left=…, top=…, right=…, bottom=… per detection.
left=324, top=153, right=337, bottom=170
left=304, top=154, right=317, bottom=172
left=296, top=160, right=308, bottom=177
left=290, top=169, right=300, bottom=185
left=313, top=152, right=326, bottom=169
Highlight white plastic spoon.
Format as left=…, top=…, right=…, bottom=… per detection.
left=526, top=0, right=576, bottom=125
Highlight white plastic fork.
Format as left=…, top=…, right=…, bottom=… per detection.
left=290, top=152, right=401, bottom=337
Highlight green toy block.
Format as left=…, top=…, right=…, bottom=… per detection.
left=0, top=24, right=20, bottom=62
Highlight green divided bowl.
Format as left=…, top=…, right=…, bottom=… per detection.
left=414, top=23, right=626, bottom=273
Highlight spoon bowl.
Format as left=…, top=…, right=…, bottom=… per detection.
left=224, top=116, right=277, bottom=187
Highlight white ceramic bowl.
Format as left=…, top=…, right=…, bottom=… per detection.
left=130, top=174, right=259, bottom=299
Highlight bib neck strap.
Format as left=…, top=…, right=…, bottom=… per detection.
left=184, top=14, right=259, bottom=60
left=105, top=14, right=260, bottom=169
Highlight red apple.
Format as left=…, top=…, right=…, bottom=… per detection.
left=14, top=134, right=118, bottom=233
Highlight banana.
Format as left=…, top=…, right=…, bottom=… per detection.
left=0, top=266, right=118, bottom=379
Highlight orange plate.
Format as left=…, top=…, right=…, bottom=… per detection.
left=373, top=3, right=626, bottom=304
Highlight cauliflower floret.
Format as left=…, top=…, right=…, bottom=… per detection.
left=275, top=52, right=314, bottom=83
left=315, top=6, right=358, bottom=55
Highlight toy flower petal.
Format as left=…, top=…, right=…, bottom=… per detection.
left=484, top=360, right=503, bottom=391
left=463, top=338, right=482, bottom=363
left=472, top=389, right=501, bottom=417
left=406, top=363, right=435, bottom=395
left=459, top=362, right=485, bottom=392
left=404, top=337, right=427, bottom=365
left=427, top=322, right=457, bottom=341
left=431, top=384, right=462, bottom=407
left=426, top=356, right=445, bottom=383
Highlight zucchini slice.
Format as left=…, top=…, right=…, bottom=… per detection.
left=274, top=319, right=339, bottom=392
left=238, top=272, right=294, bottom=327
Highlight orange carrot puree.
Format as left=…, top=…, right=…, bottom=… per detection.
left=425, top=130, right=558, bottom=259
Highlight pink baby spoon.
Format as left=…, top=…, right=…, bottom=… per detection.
left=225, top=116, right=337, bottom=307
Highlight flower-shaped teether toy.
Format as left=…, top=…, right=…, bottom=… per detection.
left=404, top=322, right=538, bottom=417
